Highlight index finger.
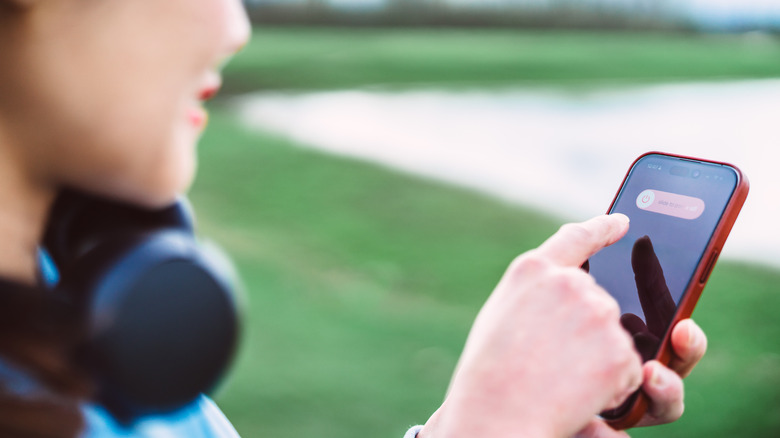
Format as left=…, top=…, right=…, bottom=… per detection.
left=536, top=214, right=630, bottom=267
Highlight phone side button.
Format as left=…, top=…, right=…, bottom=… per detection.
left=699, top=250, right=720, bottom=284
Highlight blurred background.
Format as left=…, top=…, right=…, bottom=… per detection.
left=194, top=1, right=780, bottom=437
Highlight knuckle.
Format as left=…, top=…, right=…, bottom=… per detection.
left=549, top=268, right=591, bottom=297
left=550, top=270, right=577, bottom=290
left=602, top=295, right=621, bottom=320
left=508, top=251, right=548, bottom=276
left=614, top=326, right=637, bottom=355
left=582, top=287, right=620, bottom=322
left=607, top=328, right=639, bottom=369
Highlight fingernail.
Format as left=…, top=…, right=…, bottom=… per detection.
left=611, top=213, right=630, bottom=224
left=687, top=323, right=702, bottom=350
left=650, top=364, right=667, bottom=390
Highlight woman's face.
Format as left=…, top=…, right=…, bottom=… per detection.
left=2, top=0, right=250, bottom=207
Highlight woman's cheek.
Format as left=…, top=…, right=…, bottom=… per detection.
left=78, top=112, right=198, bottom=208
left=131, top=94, right=201, bottom=201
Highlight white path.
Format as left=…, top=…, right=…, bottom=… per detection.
left=233, top=80, right=780, bottom=268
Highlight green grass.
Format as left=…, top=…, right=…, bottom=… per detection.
left=191, top=111, right=557, bottom=437
left=197, top=27, right=780, bottom=437
left=192, top=112, right=780, bottom=438
left=223, top=27, right=780, bottom=93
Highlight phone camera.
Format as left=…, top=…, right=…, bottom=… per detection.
left=692, top=170, right=701, bottom=178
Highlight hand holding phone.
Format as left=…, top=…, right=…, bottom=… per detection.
left=588, top=152, right=749, bottom=429
left=419, top=214, right=644, bottom=438
left=417, top=152, right=746, bottom=438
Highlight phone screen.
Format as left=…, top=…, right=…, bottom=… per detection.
left=588, top=154, right=738, bottom=364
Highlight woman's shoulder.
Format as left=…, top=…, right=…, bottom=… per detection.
left=82, top=395, right=240, bottom=438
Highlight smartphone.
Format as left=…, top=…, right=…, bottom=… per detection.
left=587, top=152, right=749, bottom=429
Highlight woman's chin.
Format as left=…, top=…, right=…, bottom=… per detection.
left=138, top=169, right=197, bottom=209
left=88, top=162, right=197, bottom=210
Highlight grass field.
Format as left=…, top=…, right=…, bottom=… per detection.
left=223, top=27, right=780, bottom=93
left=195, top=27, right=780, bottom=437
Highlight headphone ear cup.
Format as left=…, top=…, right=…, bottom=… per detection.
left=43, top=190, right=240, bottom=422
left=67, top=231, right=239, bottom=422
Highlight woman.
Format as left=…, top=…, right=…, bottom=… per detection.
left=0, top=0, right=706, bottom=437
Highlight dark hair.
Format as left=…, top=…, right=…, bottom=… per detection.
left=0, top=279, right=92, bottom=438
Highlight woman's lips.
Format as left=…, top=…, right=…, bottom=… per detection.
left=187, top=106, right=208, bottom=129
left=190, top=76, right=220, bottom=130
left=198, top=74, right=222, bottom=101
left=199, top=86, right=219, bottom=101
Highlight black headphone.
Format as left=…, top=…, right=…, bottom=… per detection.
left=42, top=189, right=241, bottom=423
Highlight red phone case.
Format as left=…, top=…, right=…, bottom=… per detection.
left=602, top=152, right=749, bottom=430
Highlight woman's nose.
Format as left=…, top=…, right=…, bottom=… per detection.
left=224, top=0, right=251, bottom=56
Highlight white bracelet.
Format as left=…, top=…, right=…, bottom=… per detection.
left=404, top=425, right=424, bottom=438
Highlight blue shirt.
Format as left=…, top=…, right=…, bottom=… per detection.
left=82, top=396, right=240, bottom=438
